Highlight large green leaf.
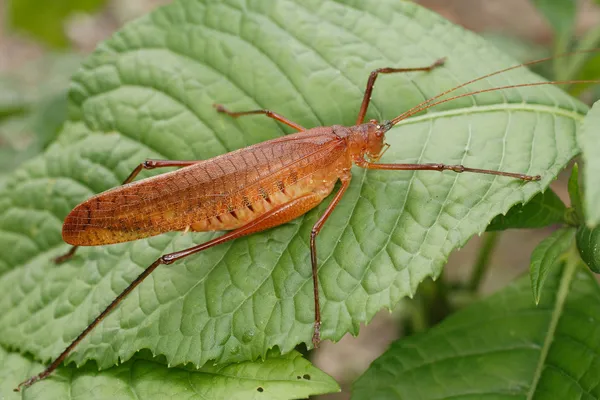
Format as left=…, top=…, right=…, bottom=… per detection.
left=352, top=254, right=600, bottom=399
left=0, top=348, right=338, bottom=399
left=0, top=0, right=588, bottom=390
left=579, top=101, right=600, bottom=227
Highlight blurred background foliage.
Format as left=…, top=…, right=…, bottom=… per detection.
left=0, top=1, right=599, bottom=399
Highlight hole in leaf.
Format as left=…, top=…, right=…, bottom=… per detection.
left=257, top=387, right=264, bottom=392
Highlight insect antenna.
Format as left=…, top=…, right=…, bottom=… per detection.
left=387, top=79, right=600, bottom=128
left=380, top=48, right=600, bottom=131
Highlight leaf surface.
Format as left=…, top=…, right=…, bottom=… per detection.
left=0, top=348, right=337, bottom=399
left=0, top=0, right=587, bottom=385
left=352, top=256, right=600, bottom=399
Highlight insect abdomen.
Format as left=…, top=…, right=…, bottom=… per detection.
left=62, top=128, right=349, bottom=246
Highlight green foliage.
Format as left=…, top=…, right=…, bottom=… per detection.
left=578, top=101, right=600, bottom=226
left=0, top=54, right=82, bottom=177
left=7, top=0, right=107, bottom=48
left=529, top=227, right=575, bottom=303
left=0, top=349, right=337, bottom=399
left=487, top=189, right=566, bottom=231
left=0, top=0, right=594, bottom=396
left=353, top=255, right=599, bottom=399
left=530, top=0, right=600, bottom=99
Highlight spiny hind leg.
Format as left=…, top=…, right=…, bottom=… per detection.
left=54, top=159, right=201, bottom=264
left=213, top=104, right=305, bottom=132
left=356, top=58, right=446, bottom=125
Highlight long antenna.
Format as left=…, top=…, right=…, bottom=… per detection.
left=388, top=80, right=599, bottom=127
left=383, top=48, right=599, bottom=129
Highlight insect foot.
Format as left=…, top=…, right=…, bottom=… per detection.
left=312, top=321, right=321, bottom=348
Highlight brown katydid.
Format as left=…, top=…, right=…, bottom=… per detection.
left=15, top=50, right=599, bottom=391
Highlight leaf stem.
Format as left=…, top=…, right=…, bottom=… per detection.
left=468, top=232, right=500, bottom=292
left=404, top=276, right=452, bottom=335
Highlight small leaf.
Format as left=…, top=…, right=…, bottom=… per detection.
left=578, top=101, right=600, bottom=227
left=1, top=349, right=339, bottom=399
left=353, top=255, right=599, bottom=399
left=487, top=189, right=566, bottom=231
left=529, top=227, right=575, bottom=303
left=576, top=224, right=600, bottom=273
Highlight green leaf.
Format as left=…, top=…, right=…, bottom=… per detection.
left=486, top=189, right=566, bottom=231
left=576, top=224, right=600, bottom=273
left=578, top=101, right=600, bottom=227
left=530, top=227, right=575, bottom=303
left=0, top=348, right=338, bottom=399
left=0, top=0, right=588, bottom=389
left=352, top=254, right=600, bottom=399
left=7, top=0, right=107, bottom=48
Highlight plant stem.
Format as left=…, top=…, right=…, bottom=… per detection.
left=468, top=232, right=500, bottom=292
left=403, top=276, right=451, bottom=335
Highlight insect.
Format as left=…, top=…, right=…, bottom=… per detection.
left=16, top=51, right=597, bottom=391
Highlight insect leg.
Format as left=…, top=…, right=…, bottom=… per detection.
left=309, top=173, right=352, bottom=348
left=356, top=159, right=541, bottom=181
left=16, top=193, right=323, bottom=392
left=54, top=159, right=201, bottom=264
left=214, top=104, right=305, bottom=131
left=356, top=58, right=446, bottom=125
left=122, top=159, right=200, bottom=184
